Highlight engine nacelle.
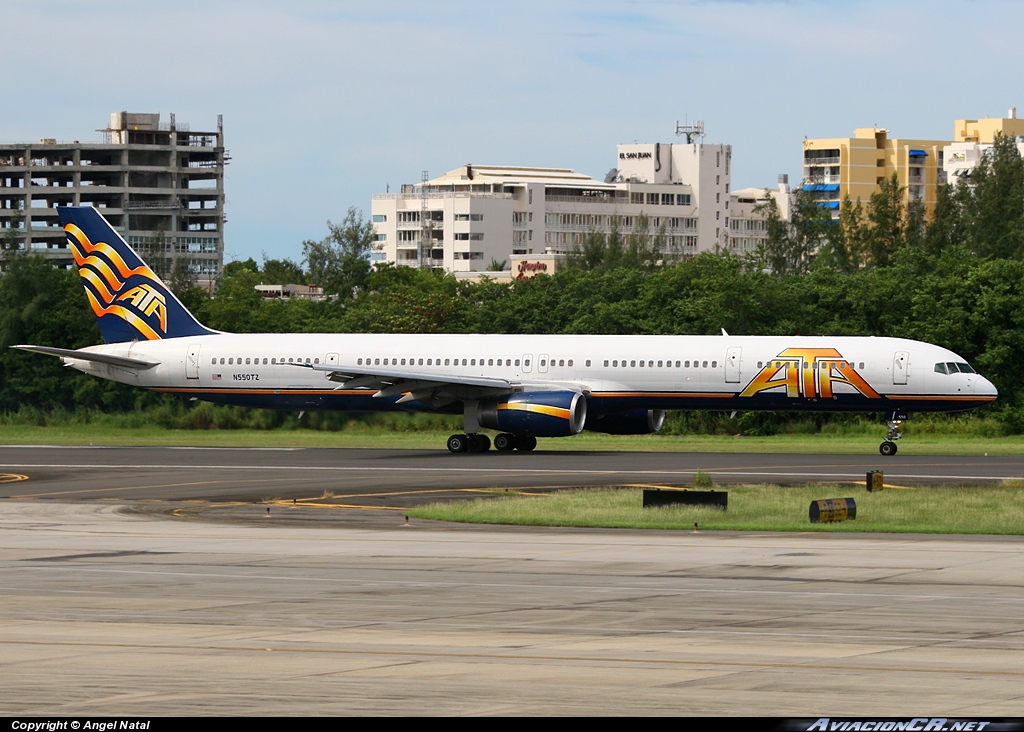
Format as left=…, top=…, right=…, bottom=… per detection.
left=480, top=391, right=587, bottom=437
left=586, top=409, right=665, bottom=435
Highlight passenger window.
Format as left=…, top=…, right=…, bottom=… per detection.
left=630, top=360, right=636, bottom=367
left=712, top=361, right=717, bottom=368
left=210, top=358, right=216, bottom=365
left=585, top=360, right=590, bottom=367
left=559, top=359, right=565, bottom=367
left=613, top=360, right=618, bottom=367
left=859, top=362, right=865, bottom=370
left=703, top=361, right=708, bottom=368
left=314, top=358, right=319, bottom=364
left=604, top=360, right=609, bottom=367
left=674, top=361, right=680, bottom=367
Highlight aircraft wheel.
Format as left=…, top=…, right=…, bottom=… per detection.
left=879, top=441, right=898, bottom=456
left=447, top=434, right=469, bottom=453
left=494, top=433, right=515, bottom=452
left=515, top=434, right=537, bottom=452
left=469, top=434, right=491, bottom=452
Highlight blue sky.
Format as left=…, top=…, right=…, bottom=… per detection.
left=5, top=0, right=1022, bottom=263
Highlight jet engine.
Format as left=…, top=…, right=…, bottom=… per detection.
left=586, top=409, right=665, bottom=435
left=479, top=391, right=587, bottom=437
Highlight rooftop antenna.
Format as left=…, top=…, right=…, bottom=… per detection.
left=419, top=170, right=431, bottom=269
left=675, top=119, right=705, bottom=144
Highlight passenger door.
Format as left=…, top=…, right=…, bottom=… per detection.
left=186, top=344, right=201, bottom=380
left=725, top=347, right=742, bottom=384
left=893, top=351, right=910, bottom=385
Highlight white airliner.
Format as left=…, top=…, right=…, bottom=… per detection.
left=14, top=207, right=997, bottom=455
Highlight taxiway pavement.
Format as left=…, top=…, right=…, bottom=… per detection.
left=0, top=445, right=1022, bottom=715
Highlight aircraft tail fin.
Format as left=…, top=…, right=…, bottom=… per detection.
left=58, top=206, right=217, bottom=343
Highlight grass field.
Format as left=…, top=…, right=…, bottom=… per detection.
left=409, top=483, right=1024, bottom=534
left=1, top=424, right=1022, bottom=455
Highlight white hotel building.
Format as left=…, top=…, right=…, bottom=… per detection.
left=371, top=138, right=789, bottom=273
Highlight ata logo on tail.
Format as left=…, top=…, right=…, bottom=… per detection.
left=740, top=348, right=880, bottom=400
left=65, top=223, right=168, bottom=340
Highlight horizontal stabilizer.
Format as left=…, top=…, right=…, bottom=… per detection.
left=12, top=345, right=159, bottom=370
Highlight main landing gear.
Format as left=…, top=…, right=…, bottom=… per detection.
left=446, top=432, right=536, bottom=453
left=879, top=412, right=907, bottom=456
left=446, top=400, right=537, bottom=454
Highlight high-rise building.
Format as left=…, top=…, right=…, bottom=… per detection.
left=0, top=111, right=226, bottom=280
left=944, top=108, right=1024, bottom=187
left=802, top=127, right=948, bottom=217
left=371, top=133, right=784, bottom=272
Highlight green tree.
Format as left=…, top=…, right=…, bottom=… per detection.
left=821, top=195, right=868, bottom=273
left=566, top=229, right=607, bottom=271
left=1, top=212, right=25, bottom=259
left=752, top=191, right=829, bottom=275
left=962, top=134, right=1024, bottom=260
left=924, top=182, right=966, bottom=258
left=205, top=260, right=265, bottom=332
left=302, top=207, right=377, bottom=298
left=866, top=174, right=906, bottom=267
left=260, top=255, right=306, bottom=284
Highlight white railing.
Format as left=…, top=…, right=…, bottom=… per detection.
left=544, top=194, right=625, bottom=204
left=373, top=192, right=512, bottom=200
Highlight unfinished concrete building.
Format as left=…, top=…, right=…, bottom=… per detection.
left=0, top=112, right=226, bottom=281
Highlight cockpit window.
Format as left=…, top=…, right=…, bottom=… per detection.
left=936, top=362, right=977, bottom=375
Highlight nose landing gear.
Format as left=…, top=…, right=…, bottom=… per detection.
left=879, top=412, right=907, bottom=456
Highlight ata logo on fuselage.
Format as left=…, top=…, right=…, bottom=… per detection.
left=740, top=348, right=880, bottom=400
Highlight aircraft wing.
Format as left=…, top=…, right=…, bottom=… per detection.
left=12, top=345, right=159, bottom=370
left=291, top=362, right=522, bottom=405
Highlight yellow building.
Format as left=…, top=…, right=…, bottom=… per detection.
left=802, top=128, right=949, bottom=216
left=954, top=109, right=1024, bottom=143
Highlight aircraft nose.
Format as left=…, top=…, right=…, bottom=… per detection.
left=975, top=376, right=998, bottom=398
